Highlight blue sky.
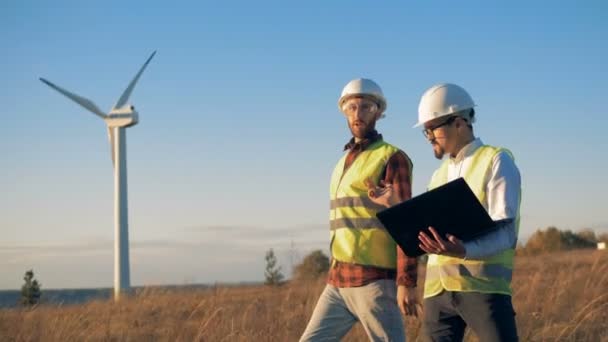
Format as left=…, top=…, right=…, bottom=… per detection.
left=1, top=1, right=607, bottom=289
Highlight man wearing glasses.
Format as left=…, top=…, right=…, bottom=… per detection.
left=300, top=78, right=419, bottom=341
left=369, top=83, right=521, bottom=341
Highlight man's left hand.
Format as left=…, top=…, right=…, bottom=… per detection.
left=418, top=227, right=466, bottom=258
left=397, top=285, right=421, bottom=317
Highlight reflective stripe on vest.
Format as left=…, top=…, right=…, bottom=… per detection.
left=329, top=140, right=404, bottom=269
left=330, top=196, right=387, bottom=212
left=425, top=262, right=513, bottom=282
left=424, top=145, right=520, bottom=298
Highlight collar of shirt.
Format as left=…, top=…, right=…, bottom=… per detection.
left=449, top=137, right=484, bottom=164
left=343, top=130, right=383, bottom=152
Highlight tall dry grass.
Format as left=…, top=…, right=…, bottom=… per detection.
left=1, top=250, right=606, bottom=342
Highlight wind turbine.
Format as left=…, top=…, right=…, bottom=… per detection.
left=40, top=51, right=156, bottom=300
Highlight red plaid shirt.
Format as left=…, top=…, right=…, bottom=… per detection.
left=327, top=131, right=418, bottom=288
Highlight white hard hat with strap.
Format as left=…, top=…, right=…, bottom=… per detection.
left=414, top=83, right=475, bottom=127
left=338, top=78, right=387, bottom=115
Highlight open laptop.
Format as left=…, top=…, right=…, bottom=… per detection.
left=376, top=177, right=496, bottom=257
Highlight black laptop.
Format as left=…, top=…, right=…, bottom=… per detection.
left=376, top=177, right=496, bottom=257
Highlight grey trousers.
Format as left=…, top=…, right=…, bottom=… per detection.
left=299, top=280, right=405, bottom=342
left=421, top=291, right=518, bottom=342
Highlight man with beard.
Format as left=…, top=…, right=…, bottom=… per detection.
left=300, top=78, right=419, bottom=342
left=368, top=83, right=521, bottom=341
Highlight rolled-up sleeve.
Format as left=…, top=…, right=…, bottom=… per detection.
left=383, top=150, right=418, bottom=287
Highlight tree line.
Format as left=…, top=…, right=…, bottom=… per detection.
left=517, top=227, right=607, bottom=256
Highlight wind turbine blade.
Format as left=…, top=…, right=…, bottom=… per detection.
left=39, top=78, right=107, bottom=118
left=113, top=51, right=156, bottom=110
left=108, top=127, right=115, bottom=167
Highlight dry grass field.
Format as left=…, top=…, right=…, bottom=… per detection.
left=1, top=250, right=607, bottom=341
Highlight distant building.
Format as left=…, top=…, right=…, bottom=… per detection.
left=598, top=242, right=606, bottom=250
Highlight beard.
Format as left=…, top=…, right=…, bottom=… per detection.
left=349, top=120, right=376, bottom=139
left=432, top=142, right=445, bottom=160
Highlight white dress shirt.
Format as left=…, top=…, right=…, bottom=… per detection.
left=437, top=138, right=521, bottom=259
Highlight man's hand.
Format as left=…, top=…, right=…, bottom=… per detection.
left=364, top=178, right=400, bottom=208
left=418, top=227, right=466, bottom=258
left=397, top=285, right=421, bottom=317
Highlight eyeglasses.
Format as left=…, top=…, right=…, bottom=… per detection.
left=422, top=116, right=457, bottom=139
left=342, top=101, right=379, bottom=115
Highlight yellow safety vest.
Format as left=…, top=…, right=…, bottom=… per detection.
left=424, top=145, right=520, bottom=298
left=329, top=140, right=405, bottom=269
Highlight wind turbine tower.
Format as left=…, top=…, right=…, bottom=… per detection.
left=40, top=52, right=156, bottom=300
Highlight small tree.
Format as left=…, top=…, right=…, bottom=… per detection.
left=264, top=248, right=284, bottom=286
left=293, top=250, right=329, bottom=281
left=20, top=269, right=41, bottom=306
left=576, top=228, right=598, bottom=243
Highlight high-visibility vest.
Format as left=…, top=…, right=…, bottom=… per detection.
left=329, top=140, right=406, bottom=269
left=424, top=145, right=520, bottom=298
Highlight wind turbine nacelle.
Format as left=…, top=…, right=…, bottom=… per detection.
left=106, top=106, right=139, bottom=127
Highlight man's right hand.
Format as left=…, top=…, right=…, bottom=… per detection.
left=365, top=178, right=400, bottom=208
left=397, top=285, right=421, bottom=317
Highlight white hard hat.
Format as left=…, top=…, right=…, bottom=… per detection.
left=414, top=83, right=475, bottom=127
left=338, top=78, right=387, bottom=114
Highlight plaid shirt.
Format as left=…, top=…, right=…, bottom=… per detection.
left=327, top=131, right=418, bottom=288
